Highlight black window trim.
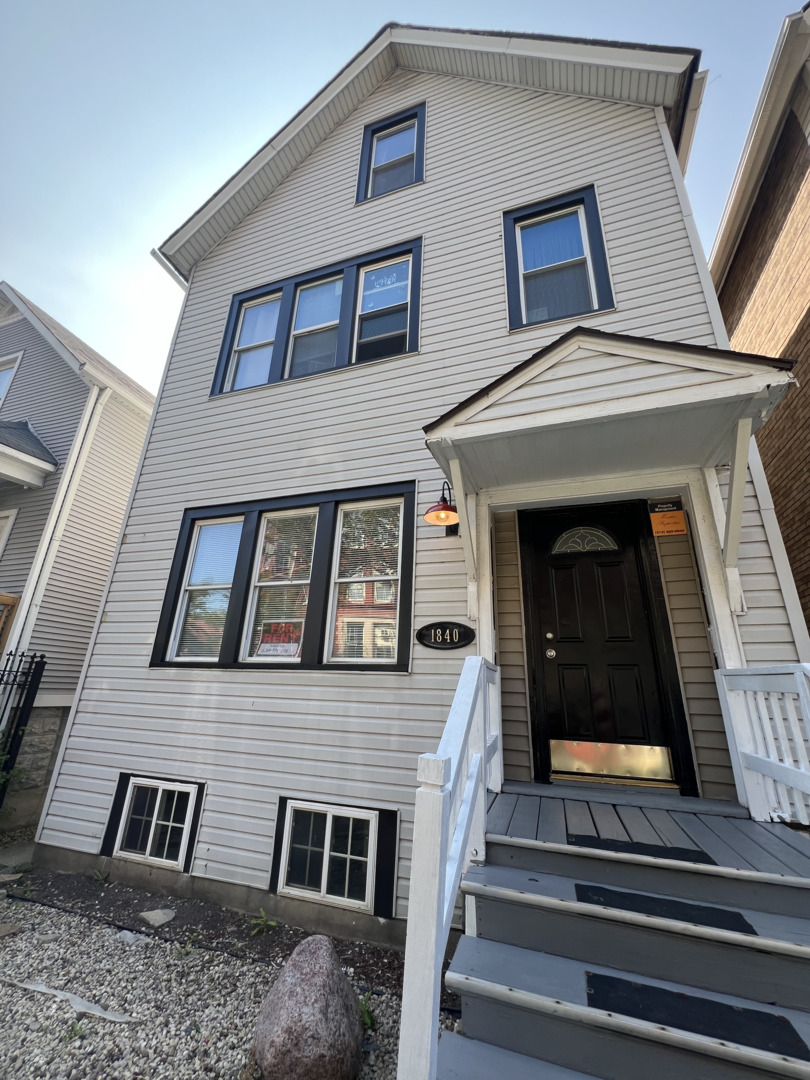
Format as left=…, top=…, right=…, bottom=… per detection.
left=212, top=239, right=423, bottom=396
left=503, top=186, right=614, bottom=331
left=151, top=481, right=415, bottom=672
left=356, top=103, right=426, bottom=204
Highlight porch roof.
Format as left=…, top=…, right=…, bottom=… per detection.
left=424, top=328, right=794, bottom=492
left=0, top=421, right=58, bottom=488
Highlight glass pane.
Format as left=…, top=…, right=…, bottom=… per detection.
left=372, top=623, right=396, bottom=660
left=374, top=581, right=394, bottom=603
left=345, top=582, right=365, bottom=601
left=248, top=587, right=309, bottom=658
left=176, top=588, right=231, bottom=658
left=122, top=786, right=158, bottom=854
left=358, top=307, right=408, bottom=340
left=346, top=858, right=368, bottom=902
left=257, top=512, right=317, bottom=583
left=523, top=262, right=592, bottom=323
left=355, top=330, right=407, bottom=365
left=371, top=157, right=415, bottom=198
left=288, top=326, right=340, bottom=378
left=287, top=809, right=326, bottom=890
left=333, top=592, right=397, bottom=660
left=188, top=521, right=243, bottom=586
left=294, top=278, right=343, bottom=331
left=520, top=212, right=584, bottom=272
left=550, top=527, right=620, bottom=554
left=327, top=853, right=348, bottom=897
left=349, top=818, right=369, bottom=858
left=360, top=260, right=410, bottom=313
left=0, top=367, right=15, bottom=400
left=232, top=344, right=273, bottom=391
left=331, top=815, right=351, bottom=854
left=373, top=123, right=416, bottom=166
left=238, top=297, right=281, bottom=347
left=337, top=504, right=401, bottom=579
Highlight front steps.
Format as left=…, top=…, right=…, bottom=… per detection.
left=438, top=831, right=810, bottom=1079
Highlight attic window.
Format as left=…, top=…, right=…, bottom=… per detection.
left=356, top=105, right=426, bottom=203
left=503, top=187, right=614, bottom=330
left=0, top=353, right=22, bottom=405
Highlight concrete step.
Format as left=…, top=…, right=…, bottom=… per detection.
left=447, top=936, right=810, bottom=1080
left=486, top=833, right=810, bottom=917
left=463, top=863, right=810, bottom=1010
left=437, top=1031, right=600, bottom=1080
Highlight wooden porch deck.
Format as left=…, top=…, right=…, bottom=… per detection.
left=487, top=781, right=810, bottom=877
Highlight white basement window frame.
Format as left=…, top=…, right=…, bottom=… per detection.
left=278, top=800, right=378, bottom=912
left=113, top=777, right=198, bottom=869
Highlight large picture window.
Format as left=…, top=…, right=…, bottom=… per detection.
left=154, top=483, right=415, bottom=671
left=213, top=241, right=421, bottom=395
left=503, top=187, right=614, bottom=330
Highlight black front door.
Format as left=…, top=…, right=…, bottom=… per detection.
left=518, top=501, right=696, bottom=791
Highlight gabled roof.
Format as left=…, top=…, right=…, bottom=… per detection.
left=0, top=283, right=154, bottom=412
left=158, top=23, right=702, bottom=283
left=710, top=7, right=810, bottom=288
left=0, top=421, right=58, bottom=466
left=424, top=326, right=794, bottom=434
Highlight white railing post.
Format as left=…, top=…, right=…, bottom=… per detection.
left=486, top=664, right=503, bottom=793
left=397, top=753, right=450, bottom=1080
left=715, top=671, right=774, bottom=821
left=466, top=667, right=486, bottom=868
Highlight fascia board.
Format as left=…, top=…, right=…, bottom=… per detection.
left=710, top=10, right=810, bottom=287
left=0, top=445, right=56, bottom=488
left=677, top=68, right=707, bottom=173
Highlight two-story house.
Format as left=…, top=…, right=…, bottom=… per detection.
left=0, top=282, right=153, bottom=824
left=35, top=24, right=810, bottom=959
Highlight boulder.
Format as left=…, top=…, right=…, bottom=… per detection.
left=255, top=935, right=362, bottom=1080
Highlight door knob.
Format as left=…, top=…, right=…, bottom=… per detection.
left=546, top=649, right=556, bottom=658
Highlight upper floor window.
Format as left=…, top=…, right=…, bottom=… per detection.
left=503, top=187, right=614, bottom=331
left=0, top=353, right=22, bottom=405
left=356, top=105, right=426, bottom=203
left=153, top=482, right=415, bottom=671
left=213, top=241, right=422, bottom=395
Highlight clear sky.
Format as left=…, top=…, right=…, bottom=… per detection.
left=0, top=0, right=794, bottom=393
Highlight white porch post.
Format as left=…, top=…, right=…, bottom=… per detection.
left=723, top=417, right=752, bottom=615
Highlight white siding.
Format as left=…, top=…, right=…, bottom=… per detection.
left=0, top=318, right=89, bottom=595
left=29, top=393, right=150, bottom=693
left=493, top=512, right=532, bottom=783
left=42, top=68, right=749, bottom=915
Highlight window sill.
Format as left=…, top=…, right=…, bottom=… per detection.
left=151, top=659, right=412, bottom=674
left=507, top=305, right=617, bottom=336
left=278, top=884, right=373, bottom=914
left=113, top=851, right=184, bottom=872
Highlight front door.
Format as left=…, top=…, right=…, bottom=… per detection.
left=518, top=501, right=696, bottom=792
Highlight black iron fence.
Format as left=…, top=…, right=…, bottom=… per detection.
left=0, top=651, right=47, bottom=812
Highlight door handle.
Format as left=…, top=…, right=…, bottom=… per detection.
left=546, top=649, right=556, bottom=659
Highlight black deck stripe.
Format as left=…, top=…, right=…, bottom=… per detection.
left=575, top=883, right=756, bottom=933
left=568, top=834, right=716, bottom=864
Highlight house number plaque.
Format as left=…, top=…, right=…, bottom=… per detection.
left=416, top=622, right=476, bottom=649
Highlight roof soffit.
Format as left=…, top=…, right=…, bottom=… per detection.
left=158, top=24, right=700, bottom=282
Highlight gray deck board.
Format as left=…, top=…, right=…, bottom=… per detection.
left=564, top=800, right=597, bottom=838
left=641, top=807, right=700, bottom=849
left=758, top=822, right=810, bottom=859
left=487, top=793, right=518, bottom=836
left=670, top=812, right=756, bottom=871
left=699, top=815, right=800, bottom=876
left=510, top=795, right=542, bottom=840
left=728, top=819, right=810, bottom=878
left=501, top=780, right=747, bottom=816
left=589, top=801, right=631, bottom=843
left=537, top=798, right=567, bottom=844
left=615, top=804, right=663, bottom=845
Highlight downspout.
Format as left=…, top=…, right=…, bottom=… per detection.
left=8, top=386, right=112, bottom=656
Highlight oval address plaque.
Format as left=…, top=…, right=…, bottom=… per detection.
left=416, top=622, right=476, bottom=650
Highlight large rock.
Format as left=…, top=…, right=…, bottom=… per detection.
left=255, top=935, right=362, bottom=1080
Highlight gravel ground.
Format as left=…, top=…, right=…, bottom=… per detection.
left=0, top=869, right=460, bottom=1080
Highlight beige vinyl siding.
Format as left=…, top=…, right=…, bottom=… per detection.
left=28, top=393, right=150, bottom=693
left=656, top=532, right=735, bottom=801
left=41, top=68, right=727, bottom=915
left=717, top=466, right=800, bottom=665
left=493, top=512, right=532, bottom=783
left=0, top=318, right=89, bottom=595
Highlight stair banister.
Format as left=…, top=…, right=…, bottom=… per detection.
left=397, top=655, right=501, bottom=1080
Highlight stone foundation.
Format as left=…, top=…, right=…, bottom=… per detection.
left=3, top=705, right=70, bottom=828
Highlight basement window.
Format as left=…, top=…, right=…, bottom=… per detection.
left=279, top=800, right=378, bottom=911
left=114, top=778, right=198, bottom=869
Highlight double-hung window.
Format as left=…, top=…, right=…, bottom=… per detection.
left=155, top=483, right=414, bottom=671
left=356, top=104, right=426, bottom=202
left=214, top=241, right=421, bottom=394
left=503, top=187, right=614, bottom=330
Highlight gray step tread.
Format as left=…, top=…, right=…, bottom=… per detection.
left=448, top=936, right=810, bottom=1045
left=437, top=1031, right=598, bottom=1080
left=463, top=863, right=810, bottom=947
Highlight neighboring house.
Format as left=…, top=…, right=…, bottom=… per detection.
left=711, top=6, right=810, bottom=628
left=36, top=23, right=810, bottom=959
left=0, top=283, right=153, bottom=824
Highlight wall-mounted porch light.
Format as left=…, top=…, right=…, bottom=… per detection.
left=424, top=482, right=459, bottom=534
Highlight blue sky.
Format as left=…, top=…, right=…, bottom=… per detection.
left=0, top=0, right=794, bottom=392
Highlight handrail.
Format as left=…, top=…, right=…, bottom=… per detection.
left=396, top=656, right=501, bottom=1080
left=715, top=665, right=810, bottom=824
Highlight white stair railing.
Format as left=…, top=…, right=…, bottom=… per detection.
left=396, top=656, right=501, bottom=1080
left=715, top=664, right=810, bottom=824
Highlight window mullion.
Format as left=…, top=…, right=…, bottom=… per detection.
left=220, top=511, right=258, bottom=664
left=335, top=265, right=357, bottom=369
left=268, top=285, right=295, bottom=385
left=321, top=811, right=334, bottom=896
left=145, top=788, right=160, bottom=859
left=300, top=501, right=337, bottom=666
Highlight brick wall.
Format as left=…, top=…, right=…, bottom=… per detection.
left=719, top=108, right=810, bottom=626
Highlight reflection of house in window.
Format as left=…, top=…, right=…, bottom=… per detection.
left=374, top=580, right=395, bottom=604
left=345, top=622, right=365, bottom=657
left=373, top=623, right=396, bottom=659
left=345, top=582, right=366, bottom=602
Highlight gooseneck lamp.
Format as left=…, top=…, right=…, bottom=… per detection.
left=424, top=482, right=459, bottom=526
